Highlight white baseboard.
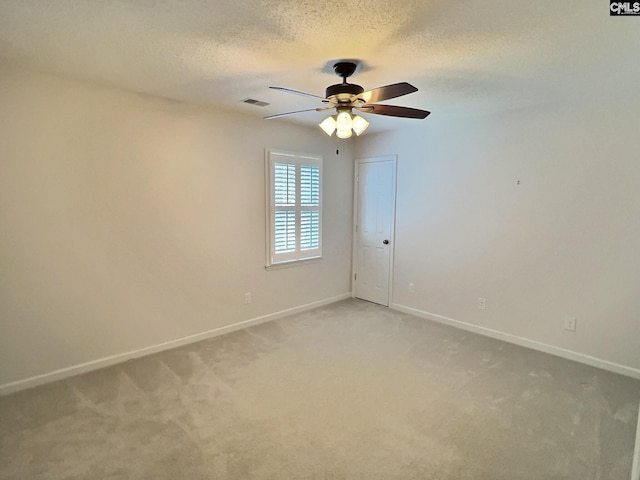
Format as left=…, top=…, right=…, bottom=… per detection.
left=0, top=293, right=352, bottom=396
left=632, top=403, right=640, bottom=480
left=390, top=303, right=640, bottom=380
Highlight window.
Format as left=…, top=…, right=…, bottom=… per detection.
left=266, top=149, right=322, bottom=267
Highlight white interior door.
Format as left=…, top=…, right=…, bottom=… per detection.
left=353, top=156, right=396, bottom=306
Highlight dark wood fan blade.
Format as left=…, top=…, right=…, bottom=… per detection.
left=360, top=82, right=418, bottom=103
left=269, top=86, right=326, bottom=100
left=358, top=104, right=430, bottom=119
left=264, top=107, right=332, bottom=119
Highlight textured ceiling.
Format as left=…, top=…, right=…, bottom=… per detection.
left=0, top=1, right=638, bottom=132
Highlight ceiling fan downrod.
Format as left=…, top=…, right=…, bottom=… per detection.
left=326, top=62, right=364, bottom=100
left=333, top=61, right=357, bottom=83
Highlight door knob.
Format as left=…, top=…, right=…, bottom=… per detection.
left=383, top=239, right=389, bottom=245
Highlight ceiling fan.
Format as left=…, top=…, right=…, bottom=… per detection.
left=264, top=61, right=431, bottom=138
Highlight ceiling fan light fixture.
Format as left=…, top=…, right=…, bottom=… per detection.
left=320, top=112, right=368, bottom=138
left=352, top=115, right=369, bottom=136
left=319, top=116, right=337, bottom=136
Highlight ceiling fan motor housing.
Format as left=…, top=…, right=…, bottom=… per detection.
left=325, top=82, right=364, bottom=100
left=326, top=61, right=364, bottom=103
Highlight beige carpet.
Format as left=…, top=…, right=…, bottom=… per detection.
left=1, top=299, right=639, bottom=479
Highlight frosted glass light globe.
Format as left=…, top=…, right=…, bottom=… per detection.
left=336, top=110, right=353, bottom=130
left=336, top=127, right=353, bottom=139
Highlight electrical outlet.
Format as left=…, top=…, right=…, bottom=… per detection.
left=478, top=297, right=486, bottom=310
left=564, top=316, right=577, bottom=332
left=244, top=292, right=252, bottom=304
left=409, top=283, right=415, bottom=294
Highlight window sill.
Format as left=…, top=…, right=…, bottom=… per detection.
left=265, top=257, right=323, bottom=271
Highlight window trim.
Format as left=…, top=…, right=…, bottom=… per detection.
left=265, top=148, right=323, bottom=268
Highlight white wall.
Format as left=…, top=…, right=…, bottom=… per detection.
left=355, top=100, right=640, bottom=375
left=0, top=64, right=353, bottom=389
left=2, top=60, right=638, bottom=390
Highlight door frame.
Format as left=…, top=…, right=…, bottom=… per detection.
left=351, top=155, right=398, bottom=306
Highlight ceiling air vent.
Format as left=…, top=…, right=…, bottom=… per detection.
left=242, top=98, right=270, bottom=107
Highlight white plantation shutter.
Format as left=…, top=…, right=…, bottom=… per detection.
left=273, top=162, right=296, bottom=255
left=300, top=165, right=320, bottom=205
left=300, top=210, right=320, bottom=250
left=300, top=164, right=320, bottom=251
left=274, top=163, right=296, bottom=206
left=274, top=210, right=296, bottom=253
left=266, top=149, right=322, bottom=266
